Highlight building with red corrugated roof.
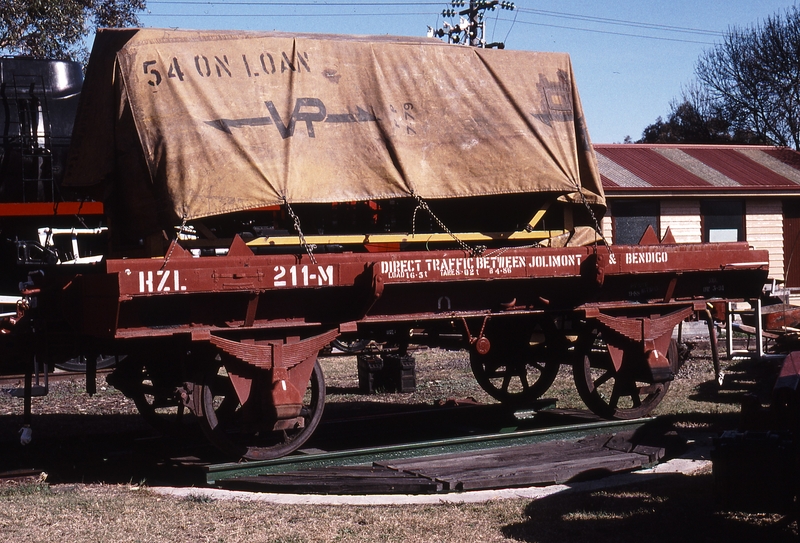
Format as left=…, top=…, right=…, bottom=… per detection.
left=595, top=144, right=800, bottom=292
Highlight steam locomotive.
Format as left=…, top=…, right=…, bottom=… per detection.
left=0, top=57, right=106, bottom=370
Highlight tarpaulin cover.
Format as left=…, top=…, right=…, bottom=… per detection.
left=65, top=28, right=604, bottom=231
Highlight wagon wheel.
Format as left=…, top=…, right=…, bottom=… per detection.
left=330, top=338, right=368, bottom=354
left=108, top=356, right=190, bottom=433
left=55, top=353, right=120, bottom=372
left=573, top=332, right=677, bottom=420
left=469, top=332, right=561, bottom=406
left=193, top=359, right=325, bottom=460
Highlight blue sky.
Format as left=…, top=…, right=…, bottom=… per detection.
left=134, top=1, right=798, bottom=143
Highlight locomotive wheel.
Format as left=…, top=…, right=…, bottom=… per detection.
left=193, top=359, right=325, bottom=460
left=469, top=336, right=560, bottom=406
left=573, top=334, right=677, bottom=420
left=109, top=356, right=190, bottom=433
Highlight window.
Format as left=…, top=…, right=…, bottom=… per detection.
left=701, top=200, right=743, bottom=242
left=610, top=200, right=659, bottom=245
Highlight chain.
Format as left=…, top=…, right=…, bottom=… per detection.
left=161, top=215, right=188, bottom=270
left=411, top=191, right=485, bottom=257
left=412, top=203, right=421, bottom=237
left=283, top=197, right=317, bottom=264
left=459, top=316, right=490, bottom=345
left=574, top=182, right=613, bottom=257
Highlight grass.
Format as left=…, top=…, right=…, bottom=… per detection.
left=0, top=474, right=797, bottom=542
left=1, top=343, right=798, bottom=541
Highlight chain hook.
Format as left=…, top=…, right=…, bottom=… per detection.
left=283, top=197, right=317, bottom=265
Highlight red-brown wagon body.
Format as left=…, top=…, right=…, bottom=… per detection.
left=18, top=232, right=763, bottom=458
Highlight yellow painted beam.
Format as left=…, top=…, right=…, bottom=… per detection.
left=525, top=201, right=552, bottom=232
left=247, top=230, right=569, bottom=247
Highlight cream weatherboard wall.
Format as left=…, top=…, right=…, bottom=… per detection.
left=745, top=199, right=784, bottom=283
left=660, top=199, right=702, bottom=244
left=604, top=197, right=783, bottom=282
left=601, top=215, right=613, bottom=244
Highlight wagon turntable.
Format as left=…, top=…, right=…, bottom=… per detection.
left=201, top=414, right=666, bottom=495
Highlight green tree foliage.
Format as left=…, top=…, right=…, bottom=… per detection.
left=639, top=101, right=732, bottom=144
left=641, top=83, right=735, bottom=144
left=638, top=90, right=764, bottom=145
left=0, top=0, right=145, bottom=61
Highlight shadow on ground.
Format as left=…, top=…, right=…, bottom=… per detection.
left=502, top=472, right=798, bottom=543
left=690, top=354, right=785, bottom=408
left=0, top=399, right=530, bottom=486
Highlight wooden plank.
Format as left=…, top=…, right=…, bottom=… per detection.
left=382, top=449, right=613, bottom=477
left=453, top=452, right=651, bottom=490
left=734, top=323, right=781, bottom=340
left=631, top=444, right=666, bottom=462
left=218, top=466, right=442, bottom=494
left=256, top=468, right=423, bottom=479
left=397, top=449, right=629, bottom=482
left=453, top=450, right=643, bottom=480
left=377, top=434, right=616, bottom=472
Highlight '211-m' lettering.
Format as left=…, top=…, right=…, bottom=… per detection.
left=274, top=265, right=334, bottom=287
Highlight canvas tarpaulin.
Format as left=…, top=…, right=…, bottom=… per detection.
left=65, top=28, right=604, bottom=235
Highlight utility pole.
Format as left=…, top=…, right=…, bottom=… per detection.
left=428, top=1, right=515, bottom=48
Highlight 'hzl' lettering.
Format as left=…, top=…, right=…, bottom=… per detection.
left=207, top=98, right=379, bottom=137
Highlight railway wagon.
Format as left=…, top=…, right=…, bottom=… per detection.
left=7, top=28, right=769, bottom=460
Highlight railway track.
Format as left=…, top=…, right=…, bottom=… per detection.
left=203, top=416, right=664, bottom=494
left=0, top=369, right=114, bottom=388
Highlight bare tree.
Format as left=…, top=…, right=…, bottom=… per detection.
left=696, top=7, right=800, bottom=150
left=0, top=0, right=145, bottom=62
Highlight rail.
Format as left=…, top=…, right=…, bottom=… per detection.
left=204, top=417, right=654, bottom=484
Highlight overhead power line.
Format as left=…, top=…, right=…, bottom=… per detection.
left=515, top=7, right=724, bottom=37
left=145, top=1, right=443, bottom=5
left=492, top=16, right=718, bottom=45
left=141, top=2, right=724, bottom=45
left=143, top=12, right=437, bottom=17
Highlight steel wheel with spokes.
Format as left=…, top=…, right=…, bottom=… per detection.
left=55, top=353, right=121, bottom=372
left=107, top=355, right=190, bottom=433
left=573, top=333, right=677, bottom=419
left=330, top=338, right=368, bottom=354
left=193, top=358, right=325, bottom=460
left=470, top=329, right=561, bottom=406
